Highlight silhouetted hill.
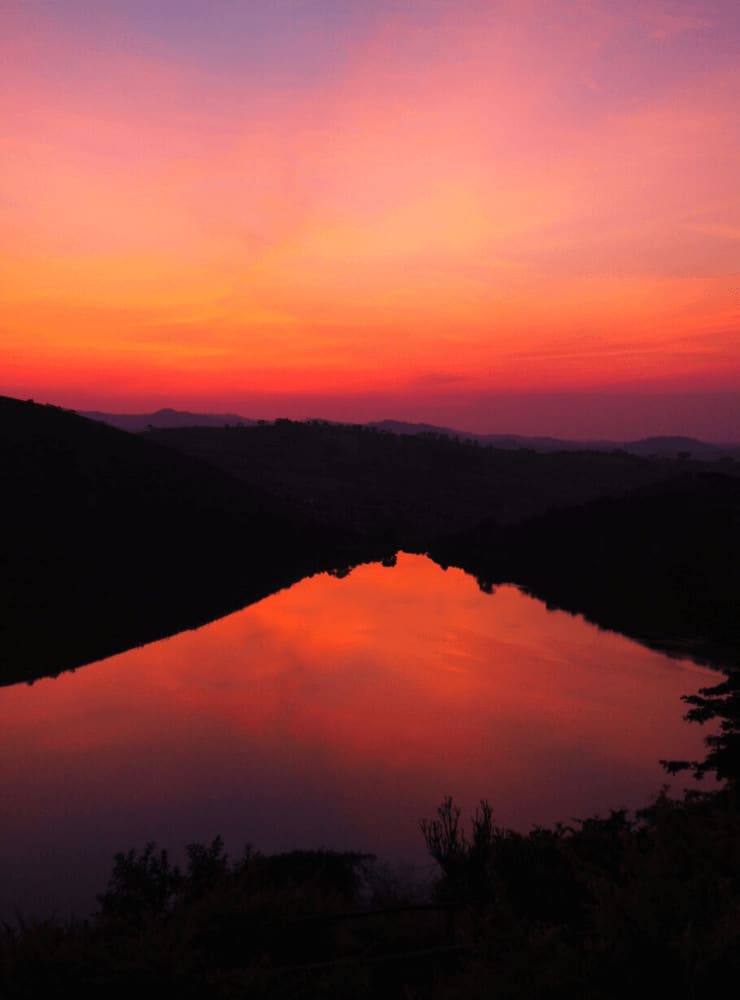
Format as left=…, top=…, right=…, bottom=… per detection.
left=6, top=399, right=739, bottom=683
left=142, top=422, right=740, bottom=663
left=620, top=435, right=730, bottom=457
left=0, top=398, right=385, bottom=685
left=143, top=420, right=738, bottom=547
left=430, top=472, right=740, bottom=666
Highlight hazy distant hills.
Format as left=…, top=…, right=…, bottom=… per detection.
left=365, top=421, right=740, bottom=458
left=80, top=408, right=740, bottom=458
left=78, top=407, right=257, bottom=432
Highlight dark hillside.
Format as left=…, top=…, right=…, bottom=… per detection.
left=0, top=398, right=385, bottom=685
left=139, top=422, right=740, bottom=664
left=430, top=472, right=740, bottom=666
left=142, top=420, right=724, bottom=546
left=5, top=399, right=738, bottom=683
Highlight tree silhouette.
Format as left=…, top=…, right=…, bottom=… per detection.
left=662, top=669, right=740, bottom=782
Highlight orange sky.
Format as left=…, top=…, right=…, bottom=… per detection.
left=1, top=1, right=739, bottom=436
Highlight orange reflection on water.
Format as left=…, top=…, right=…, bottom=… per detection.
left=0, top=554, right=715, bottom=917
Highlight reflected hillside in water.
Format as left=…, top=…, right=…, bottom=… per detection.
left=3, top=399, right=739, bottom=687
left=429, top=472, right=740, bottom=669
left=0, top=397, right=392, bottom=687
left=0, top=555, right=716, bottom=919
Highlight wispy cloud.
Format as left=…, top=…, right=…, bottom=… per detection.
left=640, top=5, right=712, bottom=41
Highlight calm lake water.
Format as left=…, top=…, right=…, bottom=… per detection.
left=0, top=553, right=716, bottom=917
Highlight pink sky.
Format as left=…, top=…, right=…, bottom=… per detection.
left=1, top=1, right=739, bottom=437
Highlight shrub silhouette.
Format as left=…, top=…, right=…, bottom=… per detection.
left=97, top=843, right=181, bottom=924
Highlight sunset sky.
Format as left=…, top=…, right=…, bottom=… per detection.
left=2, top=0, right=739, bottom=437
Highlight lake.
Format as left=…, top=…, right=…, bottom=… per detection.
left=0, top=553, right=715, bottom=918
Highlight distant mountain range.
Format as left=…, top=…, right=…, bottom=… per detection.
left=79, top=409, right=740, bottom=458
left=78, top=407, right=257, bottom=432
left=368, top=420, right=739, bottom=457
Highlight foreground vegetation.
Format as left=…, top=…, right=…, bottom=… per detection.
left=3, top=678, right=740, bottom=998
left=3, top=790, right=739, bottom=998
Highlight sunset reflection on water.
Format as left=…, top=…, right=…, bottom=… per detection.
left=0, top=554, right=715, bottom=917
